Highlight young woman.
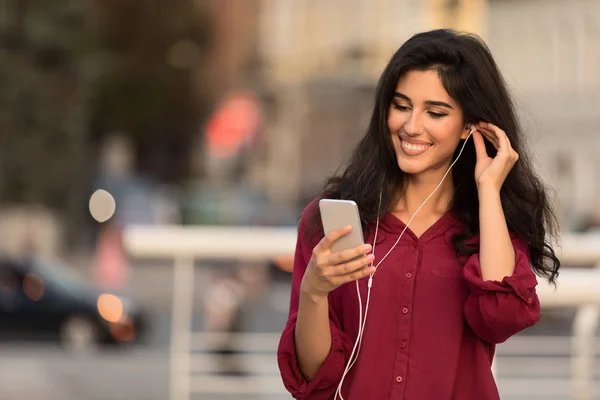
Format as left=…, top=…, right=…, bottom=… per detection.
left=277, top=29, right=561, bottom=400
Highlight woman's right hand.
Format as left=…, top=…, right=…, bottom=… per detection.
left=300, top=225, right=376, bottom=300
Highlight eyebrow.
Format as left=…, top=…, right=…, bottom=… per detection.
left=393, top=92, right=454, bottom=110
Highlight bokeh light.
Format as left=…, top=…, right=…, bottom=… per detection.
left=89, top=189, right=116, bottom=223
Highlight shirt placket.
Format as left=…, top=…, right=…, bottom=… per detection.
left=389, top=242, right=421, bottom=399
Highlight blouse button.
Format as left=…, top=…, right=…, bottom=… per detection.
left=527, top=297, right=533, bottom=304
left=400, top=341, right=407, bottom=348
left=412, top=242, right=418, bottom=248
left=396, top=376, right=403, bottom=383
left=402, top=307, right=409, bottom=314
left=405, top=272, right=412, bottom=279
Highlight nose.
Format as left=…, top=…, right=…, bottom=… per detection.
left=403, top=110, right=423, bottom=137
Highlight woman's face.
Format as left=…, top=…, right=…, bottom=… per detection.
left=388, top=69, right=470, bottom=179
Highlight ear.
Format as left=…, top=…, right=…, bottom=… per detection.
left=460, top=125, right=474, bottom=140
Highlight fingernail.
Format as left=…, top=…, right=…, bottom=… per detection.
left=345, top=225, right=352, bottom=231
left=361, top=244, right=372, bottom=252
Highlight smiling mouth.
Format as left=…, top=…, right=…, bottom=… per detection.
left=400, top=138, right=432, bottom=156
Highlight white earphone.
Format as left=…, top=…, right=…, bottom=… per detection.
left=334, top=125, right=476, bottom=399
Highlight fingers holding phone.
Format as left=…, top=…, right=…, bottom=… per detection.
left=300, top=199, right=375, bottom=300
left=301, top=225, right=375, bottom=299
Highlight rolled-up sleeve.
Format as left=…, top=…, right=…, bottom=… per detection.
left=278, top=311, right=353, bottom=399
left=463, top=235, right=540, bottom=344
left=277, top=204, right=352, bottom=399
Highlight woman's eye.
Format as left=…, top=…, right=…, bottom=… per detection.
left=393, top=103, right=409, bottom=111
left=428, top=112, right=447, bottom=119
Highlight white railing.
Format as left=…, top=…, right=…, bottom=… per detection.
left=123, top=226, right=600, bottom=400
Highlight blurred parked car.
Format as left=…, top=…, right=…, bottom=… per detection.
left=0, top=256, right=149, bottom=352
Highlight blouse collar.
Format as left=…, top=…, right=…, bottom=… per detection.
left=375, top=209, right=461, bottom=243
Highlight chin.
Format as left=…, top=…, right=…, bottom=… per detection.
left=396, top=153, right=453, bottom=178
left=396, top=157, right=428, bottom=175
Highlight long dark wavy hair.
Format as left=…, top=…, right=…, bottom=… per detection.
left=306, top=29, right=560, bottom=283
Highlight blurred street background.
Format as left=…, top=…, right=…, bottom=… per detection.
left=1, top=0, right=600, bottom=399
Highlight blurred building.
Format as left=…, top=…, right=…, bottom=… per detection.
left=203, top=0, right=262, bottom=96
left=253, top=0, right=600, bottom=226
left=254, top=0, right=486, bottom=205
left=485, top=0, right=600, bottom=228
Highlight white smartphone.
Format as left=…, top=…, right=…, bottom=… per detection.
left=319, top=199, right=365, bottom=254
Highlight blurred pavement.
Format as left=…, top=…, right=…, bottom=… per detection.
left=0, top=262, right=598, bottom=400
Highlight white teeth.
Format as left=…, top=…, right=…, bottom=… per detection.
left=401, top=140, right=431, bottom=152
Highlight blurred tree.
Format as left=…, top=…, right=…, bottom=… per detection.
left=0, top=0, right=91, bottom=245
left=88, top=0, right=212, bottom=182
left=0, top=0, right=212, bottom=247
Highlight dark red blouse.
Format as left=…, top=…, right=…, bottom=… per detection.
left=277, top=203, right=540, bottom=399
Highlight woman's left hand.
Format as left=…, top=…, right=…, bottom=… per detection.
left=472, top=121, right=519, bottom=192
